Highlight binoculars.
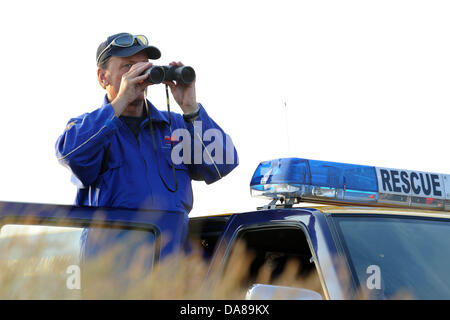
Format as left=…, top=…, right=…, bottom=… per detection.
left=143, top=65, right=196, bottom=85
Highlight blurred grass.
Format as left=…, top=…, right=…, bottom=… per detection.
left=0, top=225, right=414, bottom=300
left=80, top=238, right=324, bottom=299
left=0, top=231, right=325, bottom=299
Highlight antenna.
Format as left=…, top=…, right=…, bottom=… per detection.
left=284, top=101, right=291, bottom=155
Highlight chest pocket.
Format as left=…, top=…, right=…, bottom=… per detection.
left=99, top=143, right=112, bottom=175
left=158, top=149, right=189, bottom=192
left=99, top=143, right=123, bottom=176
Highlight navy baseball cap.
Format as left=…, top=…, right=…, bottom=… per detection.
left=96, top=32, right=161, bottom=65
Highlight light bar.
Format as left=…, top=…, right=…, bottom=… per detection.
left=250, top=158, right=450, bottom=211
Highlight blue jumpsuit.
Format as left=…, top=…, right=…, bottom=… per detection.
left=56, top=96, right=239, bottom=261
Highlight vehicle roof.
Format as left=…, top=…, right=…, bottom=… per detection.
left=297, top=203, right=450, bottom=219
left=194, top=202, right=450, bottom=220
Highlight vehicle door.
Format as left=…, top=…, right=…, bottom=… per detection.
left=0, top=201, right=187, bottom=299
left=206, top=208, right=350, bottom=299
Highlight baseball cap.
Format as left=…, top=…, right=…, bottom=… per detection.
left=96, top=32, right=161, bottom=65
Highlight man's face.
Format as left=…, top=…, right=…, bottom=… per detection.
left=99, top=51, right=149, bottom=105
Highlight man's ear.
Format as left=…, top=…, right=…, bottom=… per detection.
left=97, top=68, right=109, bottom=89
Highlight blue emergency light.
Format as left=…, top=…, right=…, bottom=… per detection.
left=250, top=158, right=450, bottom=211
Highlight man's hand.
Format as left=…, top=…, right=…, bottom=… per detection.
left=163, top=61, right=198, bottom=114
left=111, top=62, right=152, bottom=116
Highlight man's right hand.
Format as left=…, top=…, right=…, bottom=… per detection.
left=111, top=62, right=152, bottom=116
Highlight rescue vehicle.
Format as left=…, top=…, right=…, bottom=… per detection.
left=1, top=157, right=449, bottom=299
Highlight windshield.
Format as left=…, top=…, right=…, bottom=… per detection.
left=333, top=214, right=450, bottom=299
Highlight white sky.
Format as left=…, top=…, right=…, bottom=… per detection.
left=0, top=0, right=449, bottom=217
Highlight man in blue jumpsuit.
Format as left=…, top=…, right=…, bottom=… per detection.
left=55, top=33, right=238, bottom=262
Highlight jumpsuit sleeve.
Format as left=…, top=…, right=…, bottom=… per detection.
left=55, top=103, right=124, bottom=187
left=182, top=104, right=239, bottom=184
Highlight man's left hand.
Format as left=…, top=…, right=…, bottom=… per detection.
left=163, top=61, right=198, bottom=114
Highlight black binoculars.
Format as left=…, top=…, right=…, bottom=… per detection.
left=143, top=65, right=196, bottom=85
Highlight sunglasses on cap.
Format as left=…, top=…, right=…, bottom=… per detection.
left=96, top=34, right=149, bottom=65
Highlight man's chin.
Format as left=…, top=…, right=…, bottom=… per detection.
left=129, top=97, right=145, bottom=107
